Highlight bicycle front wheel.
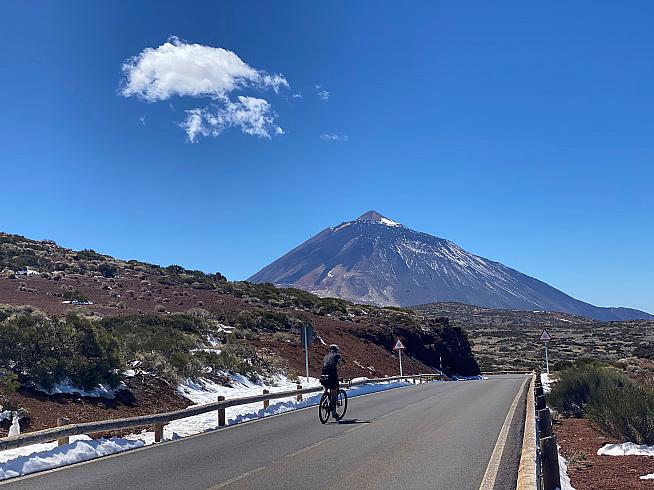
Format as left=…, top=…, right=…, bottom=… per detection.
left=334, top=389, right=348, bottom=421
left=319, top=392, right=331, bottom=424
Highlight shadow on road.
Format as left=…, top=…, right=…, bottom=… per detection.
left=335, top=419, right=370, bottom=425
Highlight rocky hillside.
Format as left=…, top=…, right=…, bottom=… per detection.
left=414, top=302, right=654, bottom=372
left=0, top=232, right=479, bottom=383
left=249, top=211, right=652, bottom=322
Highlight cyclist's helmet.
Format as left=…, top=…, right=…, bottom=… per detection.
left=329, top=344, right=340, bottom=353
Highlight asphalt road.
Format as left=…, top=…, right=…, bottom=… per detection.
left=2, top=375, right=529, bottom=490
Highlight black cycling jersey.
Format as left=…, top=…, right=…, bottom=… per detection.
left=322, top=351, right=342, bottom=373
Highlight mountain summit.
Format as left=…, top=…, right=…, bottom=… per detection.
left=356, top=210, right=402, bottom=227
left=249, top=212, right=652, bottom=321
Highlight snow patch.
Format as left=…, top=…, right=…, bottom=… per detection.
left=598, top=442, right=654, bottom=457
left=558, top=452, right=576, bottom=490
left=541, top=372, right=553, bottom=394
left=35, top=382, right=124, bottom=399
left=379, top=217, right=401, bottom=227
left=641, top=473, right=654, bottom=480
left=0, top=437, right=144, bottom=480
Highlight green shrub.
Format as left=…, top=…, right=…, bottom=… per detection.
left=549, top=360, right=654, bottom=444
left=98, top=263, right=117, bottom=278
left=0, top=311, right=121, bottom=391
left=62, top=290, right=90, bottom=302
left=0, top=369, right=19, bottom=396
left=191, top=342, right=271, bottom=381
left=633, top=343, right=654, bottom=360
left=587, top=382, right=654, bottom=445
left=548, top=362, right=628, bottom=417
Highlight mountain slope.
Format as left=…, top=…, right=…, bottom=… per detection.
left=249, top=211, right=652, bottom=321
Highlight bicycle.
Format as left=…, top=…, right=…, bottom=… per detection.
left=318, top=377, right=349, bottom=424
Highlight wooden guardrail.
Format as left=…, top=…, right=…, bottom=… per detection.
left=0, top=374, right=446, bottom=451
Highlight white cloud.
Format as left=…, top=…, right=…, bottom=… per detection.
left=181, top=96, right=283, bottom=143
left=315, top=85, right=329, bottom=101
left=120, top=37, right=288, bottom=102
left=291, top=93, right=302, bottom=98
left=320, top=133, right=348, bottom=142
left=120, top=37, right=288, bottom=142
left=139, top=115, right=146, bottom=126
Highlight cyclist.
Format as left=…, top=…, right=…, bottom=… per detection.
left=321, top=344, right=345, bottom=417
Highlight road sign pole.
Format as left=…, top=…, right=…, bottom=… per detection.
left=544, top=341, right=549, bottom=374
left=539, top=329, right=552, bottom=374
left=392, top=338, right=406, bottom=376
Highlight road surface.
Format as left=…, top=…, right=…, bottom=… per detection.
left=2, top=375, right=528, bottom=490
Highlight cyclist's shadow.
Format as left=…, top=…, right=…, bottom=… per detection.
left=333, top=418, right=370, bottom=425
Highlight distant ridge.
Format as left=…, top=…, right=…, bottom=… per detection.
left=249, top=211, right=652, bottom=322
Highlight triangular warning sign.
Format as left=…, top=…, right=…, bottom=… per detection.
left=539, top=329, right=552, bottom=342
left=393, top=338, right=406, bottom=351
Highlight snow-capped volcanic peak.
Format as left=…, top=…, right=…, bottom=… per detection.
left=249, top=211, right=653, bottom=321
left=357, top=210, right=402, bottom=227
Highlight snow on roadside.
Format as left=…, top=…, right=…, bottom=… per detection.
left=597, top=442, right=654, bottom=457
left=558, top=452, right=576, bottom=490
left=0, top=436, right=144, bottom=480
left=541, top=372, right=553, bottom=394
left=0, top=375, right=414, bottom=480
left=598, top=442, right=654, bottom=483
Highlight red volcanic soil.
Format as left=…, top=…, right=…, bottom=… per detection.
left=0, top=375, right=191, bottom=438
left=555, top=418, right=653, bottom=490
left=0, top=274, right=433, bottom=379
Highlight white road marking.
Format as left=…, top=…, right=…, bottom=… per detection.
left=209, top=465, right=267, bottom=489
left=478, top=378, right=527, bottom=490
left=284, top=439, right=329, bottom=458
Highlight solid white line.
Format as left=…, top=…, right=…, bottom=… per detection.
left=478, top=378, right=527, bottom=490
left=208, top=465, right=267, bottom=489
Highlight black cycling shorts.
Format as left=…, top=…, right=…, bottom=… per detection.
left=320, top=371, right=339, bottom=390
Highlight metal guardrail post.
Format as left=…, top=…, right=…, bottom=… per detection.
left=217, top=396, right=226, bottom=427
left=540, top=435, right=561, bottom=490
left=537, top=409, right=552, bottom=438
left=57, top=417, right=70, bottom=447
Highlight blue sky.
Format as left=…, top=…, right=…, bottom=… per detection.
left=1, top=2, right=652, bottom=312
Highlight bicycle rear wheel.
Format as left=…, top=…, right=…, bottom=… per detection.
left=334, top=389, right=348, bottom=421
left=318, top=392, right=331, bottom=424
